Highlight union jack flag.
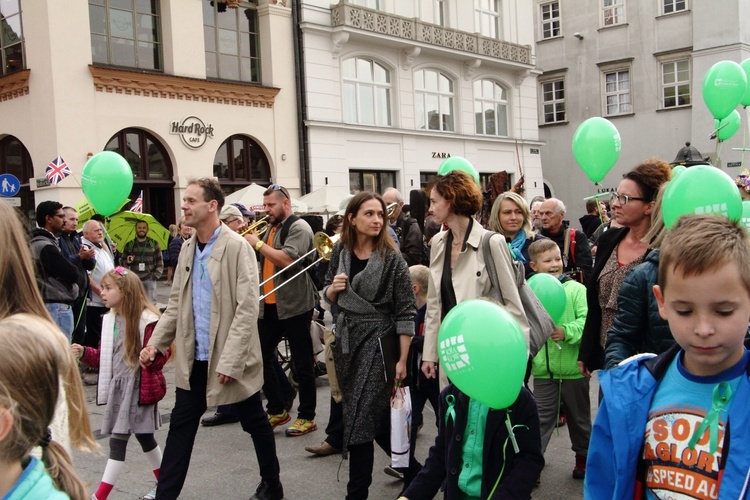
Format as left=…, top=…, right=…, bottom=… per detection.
left=45, top=156, right=71, bottom=185
left=131, top=190, right=143, bottom=213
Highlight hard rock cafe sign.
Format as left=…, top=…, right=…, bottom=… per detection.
left=170, top=116, right=215, bottom=150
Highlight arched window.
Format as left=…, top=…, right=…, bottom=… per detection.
left=105, top=129, right=174, bottom=225
left=89, top=0, right=162, bottom=70
left=1, top=0, right=25, bottom=75
left=213, top=135, right=270, bottom=194
left=0, top=135, right=33, bottom=223
left=203, top=1, right=261, bottom=83
left=342, top=57, right=392, bottom=126
left=474, top=79, right=508, bottom=136
left=415, top=69, right=454, bottom=132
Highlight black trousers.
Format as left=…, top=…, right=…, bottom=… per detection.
left=324, top=397, right=344, bottom=450
left=155, top=361, right=280, bottom=499
left=71, top=295, right=87, bottom=345
left=347, top=433, right=420, bottom=500
left=259, top=305, right=316, bottom=420
left=84, top=305, right=109, bottom=348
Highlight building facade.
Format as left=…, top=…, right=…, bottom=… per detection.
left=298, top=0, right=545, bottom=203
left=0, top=0, right=300, bottom=226
left=534, top=0, right=750, bottom=222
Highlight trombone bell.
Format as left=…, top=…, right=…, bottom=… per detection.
left=386, top=202, right=398, bottom=218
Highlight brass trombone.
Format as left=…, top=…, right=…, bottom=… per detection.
left=241, top=215, right=269, bottom=237
left=386, top=202, right=398, bottom=218
left=259, top=232, right=340, bottom=301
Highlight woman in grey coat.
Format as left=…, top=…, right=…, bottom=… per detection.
left=324, top=192, right=417, bottom=500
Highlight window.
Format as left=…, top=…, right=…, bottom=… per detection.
left=475, top=0, right=501, bottom=38
left=203, top=1, right=260, bottom=83
left=1, top=0, right=24, bottom=75
left=661, top=59, right=690, bottom=108
left=602, top=0, right=624, bottom=26
left=435, top=0, right=448, bottom=26
left=343, top=57, right=392, bottom=126
left=541, top=78, right=565, bottom=124
left=0, top=135, right=33, bottom=222
left=89, top=0, right=162, bottom=70
left=415, top=69, right=455, bottom=132
left=213, top=135, right=271, bottom=193
left=662, top=0, right=687, bottom=14
left=474, top=80, right=508, bottom=136
left=604, top=69, right=631, bottom=115
left=349, top=170, right=395, bottom=194
left=351, top=0, right=380, bottom=9
left=540, top=2, right=560, bottom=39
left=105, top=129, right=175, bottom=225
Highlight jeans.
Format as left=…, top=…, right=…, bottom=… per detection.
left=142, top=280, right=157, bottom=304
left=46, top=303, right=73, bottom=341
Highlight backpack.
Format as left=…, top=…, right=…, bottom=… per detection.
left=481, top=232, right=556, bottom=358
left=279, top=215, right=325, bottom=291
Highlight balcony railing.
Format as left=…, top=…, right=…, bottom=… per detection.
left=331, top=4, right=531, bottom=65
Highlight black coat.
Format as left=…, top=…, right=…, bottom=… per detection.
left=604, top=250, right=673, bottom=369
left=541, top=222, right=594, bottom=283
left=403, top=386, right=544, bottom=500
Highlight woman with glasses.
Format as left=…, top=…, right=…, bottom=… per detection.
left=577, top=159, right=671, bottom=378
left=323, top=192, right=419, bottom=499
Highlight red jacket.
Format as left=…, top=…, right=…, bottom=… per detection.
left=81, top=321, right=170, bottom=406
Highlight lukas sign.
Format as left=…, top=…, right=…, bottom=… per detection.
left=170, top=116, right=215, bottom=149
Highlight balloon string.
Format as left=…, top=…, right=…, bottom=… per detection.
left=487, top=413, right=529, bottom=498
left=743, top=107, right=748, bottom=169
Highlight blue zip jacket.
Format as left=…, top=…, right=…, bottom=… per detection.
left=586, top=342, right=750, bottom=499
left=3, top=457, right=69, bottom=499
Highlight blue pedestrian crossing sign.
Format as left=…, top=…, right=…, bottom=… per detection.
left=0, top=174, right=20, bottom=197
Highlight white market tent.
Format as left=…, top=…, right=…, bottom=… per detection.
left=225, top=183, right=308, bottom=214
left=299, top=185, right=352, bottom=214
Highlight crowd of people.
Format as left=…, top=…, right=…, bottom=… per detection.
left=2, top=159, right=750, bottom=500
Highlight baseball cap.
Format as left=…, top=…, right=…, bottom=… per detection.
left=220, top=205, right=243, bottom=221
left=231, top=203, right=254, bottom=217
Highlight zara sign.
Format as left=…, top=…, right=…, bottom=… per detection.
left=170, top=116, right=215, bottom=150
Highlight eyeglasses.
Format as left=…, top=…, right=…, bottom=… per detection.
left=269, top=184, right=290, bottom=200
left=610, top=192, right=647, bottom=205
left=53, top=213, right=65, bottom=219
left=225, top=218, right=241, bottom=225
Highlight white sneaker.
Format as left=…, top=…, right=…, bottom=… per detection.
left=141, top=486, right=157, bottom=499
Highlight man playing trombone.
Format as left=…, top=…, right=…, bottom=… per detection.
left=244, top=184, right=319, bottom=437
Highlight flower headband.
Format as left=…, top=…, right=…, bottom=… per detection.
left=113, top=266, right=129, bottom=276
left=736, top=169, right=750, bottom=194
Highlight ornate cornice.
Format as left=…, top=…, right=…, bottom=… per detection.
left=0, top=69, right=30, bottom=102
left=88, top=66, right=280, bottom=108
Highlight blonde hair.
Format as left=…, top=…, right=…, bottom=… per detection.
left=0, top=201, right=96, bottom=453
left=659, top=214, right=750, bottom=294
left=100, top=269, right=160, bottom=367
left=528, top=239, right=560, bottom=263
left=489, top=191, right=534, bottom=237
left=409, top=265, right=429, bottom=297
left=0, top=314, right=88, bottom=499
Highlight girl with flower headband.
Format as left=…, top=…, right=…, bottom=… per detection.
left=72, top=267, right=167, bottom=500
left=0, top=313, right=88, bottom=499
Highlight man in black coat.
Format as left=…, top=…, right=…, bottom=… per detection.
left=383, top=188, right=426, bottom=266
left=59, top=206, right=95, bottom=344
left=539, top=198, right=593, bottom=283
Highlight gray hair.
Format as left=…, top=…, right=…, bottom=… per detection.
left=82, top=220, right=100, bottom=233
left=383, top=187, right=403, bottom=203
left=546, top=198, right=566, bottom=214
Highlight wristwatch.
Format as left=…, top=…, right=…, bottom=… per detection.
left=254, top=241, right=264, bottom=251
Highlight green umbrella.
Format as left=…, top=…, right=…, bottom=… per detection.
left=74, top=198, right=130, bottom=230
left=107, top=211, right=170, bottom=250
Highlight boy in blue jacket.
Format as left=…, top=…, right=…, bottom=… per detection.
left=586, top=214, right=750, bottom=499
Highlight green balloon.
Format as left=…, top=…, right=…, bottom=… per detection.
left=671, top=165, right=687, bottom=178
left=702, top=60, right=747, bottom=120
left=438, top=300, right=527, bottom=409
left=661, top=165, right=742, bottom=229
left=437, top=157, right=480, bottom=184
left=571, top=117, right=621, bottom=183
left=81, top=152, right=134, bottom=217
left=527, top=273, right=566, bottom=324
left=740, top=59, right=750, bottom=107
left=715, top=110, right=742, bottom=141
left=742, top=200, right=750, bottom=231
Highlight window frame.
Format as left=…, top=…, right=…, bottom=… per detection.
left=414, top=68, right=456, bottom=133
left=658, top=54, right=691, bottom=110
left=1, top=1, right=25, bottom=76
left=203, top=0, right=261, bottom=84
left=342, top=57, right=393, bottom=127
left=474, top=0, right=502, bottom=39
left=602, top=0, right=625, bottom=27
left=434, top=0, right=449, bottom=26
left=539, top=1, right=561, bottom=40
left=599, top=60, right=633, bottom=116
left=349, top=170, right=396, bottom=195
left=661, top=0, right=688, bottom=15
left=539, top=75, right=566, bottom=125
left=212, top=134, right=271, bottom=191
left=473, top=79, right=509, bottom=137
left=89, top=0, right=163, bottom=71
